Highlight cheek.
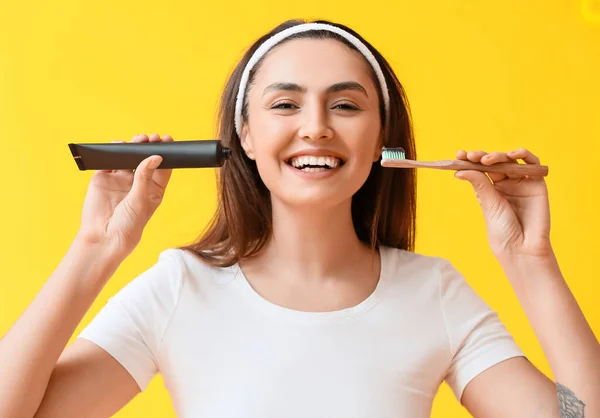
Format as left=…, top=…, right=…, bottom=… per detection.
left=247, top=115, right=293, bottom=188
left=250, top=135, right=287, bottom=170
left=337, top=117, right=381, bottom=161
left=249, top=103, right=297, bottom=134
left=340, top=121, right=381, bottom=191
left=248, top=111, right=294, bottom=158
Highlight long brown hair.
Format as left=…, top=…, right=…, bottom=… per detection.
left=178, top=19, right=417, bottom=267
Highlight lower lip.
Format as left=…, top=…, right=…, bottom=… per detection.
left=285, top=163, right=342, bottom=179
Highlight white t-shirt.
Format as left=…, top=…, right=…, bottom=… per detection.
left=78, top=245, right=524, bottom=417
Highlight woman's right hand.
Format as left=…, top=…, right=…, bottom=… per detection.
left=76, top=133, right=174, bottom=258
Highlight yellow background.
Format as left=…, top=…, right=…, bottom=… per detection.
left=1, top=0, right=599, bottom=416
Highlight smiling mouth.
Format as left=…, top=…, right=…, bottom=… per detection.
left=286, top=155, right=346, bottom=172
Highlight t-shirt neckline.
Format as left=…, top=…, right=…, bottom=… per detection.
left=232, top=246, right=390, bottom=323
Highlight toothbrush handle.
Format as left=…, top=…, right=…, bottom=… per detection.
left=381, top=159, right=549, bottom=177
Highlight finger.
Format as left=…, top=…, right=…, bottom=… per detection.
left=124, top=156, right=164, bottom=223
left=480, top=152, right=514, bottom=165
left=153, top=134, right=174, bottom=187
left=480, top=152, right=514, bottom=182
left=507, top=148, right=540, bottom=165
left=466, top=150, right=488, bottom=163
left=504, top=148, right=540, bottom=179
left=148, top=133, right=161, bottom=142
left=454, top=170, right=501, bottom=214
left=129, top=155, right=165, bottom=214
left=456, top=150, right=468, bottom=160
left=488, top=172, right=508, bottom=183
left=132, top=133, right=149, bottom=143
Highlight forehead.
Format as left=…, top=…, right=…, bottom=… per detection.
left=251, top=38, right=375, bottom=88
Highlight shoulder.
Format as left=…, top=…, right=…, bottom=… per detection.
left=155, top=248, right=238, bottom=290
left=380, top=245, right=450, bottom=279
left=105, top=248, right=238, bottom=324
left=380, top=246, right=474, bottom=304
left=378, top=246, right=455, bottom=313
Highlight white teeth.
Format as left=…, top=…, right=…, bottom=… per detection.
left=301, top=167, right=328, bottom=172
left=289, top=155, right=341, bottom=169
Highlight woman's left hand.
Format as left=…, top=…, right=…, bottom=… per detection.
left=453, top=148, right=554, bottom=261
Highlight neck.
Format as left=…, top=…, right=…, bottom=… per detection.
left=256, top=197, right=373, bottom=280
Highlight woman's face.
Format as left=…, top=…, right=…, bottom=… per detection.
left=241, top=37, right=383, bottom=209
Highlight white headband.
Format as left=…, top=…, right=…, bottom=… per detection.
left=234, top=23, right=390, bottom=138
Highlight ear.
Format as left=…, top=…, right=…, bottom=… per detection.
left=372, top=132, right=384, bottom=162
left=373, top=146, right=382, bottom=162
left=240, top=124, right=255, bottom=160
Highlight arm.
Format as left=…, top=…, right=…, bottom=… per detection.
left=461, top=253, right=599, bottom=417
left=454, top=148, right=599, bottom=417
left=0, top=237, right=140, bottom=418
left=506, top=255, right=597, bottom=415
left=0, top=133, right=174, bottom=417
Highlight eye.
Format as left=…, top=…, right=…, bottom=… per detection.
left=271, top=101, right=297, bottom=110
left=332, top=102, right=360, bottom=111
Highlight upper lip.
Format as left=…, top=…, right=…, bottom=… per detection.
left=285, top=149, right=347, bottom=163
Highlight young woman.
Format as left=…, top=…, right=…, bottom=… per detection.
left=0, top=19, right=597, bottom=418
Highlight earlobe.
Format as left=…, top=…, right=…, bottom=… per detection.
left=373, top=136, right=384, bottom=162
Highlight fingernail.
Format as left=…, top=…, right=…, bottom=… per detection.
left=149, top=157, right=162, bottom=169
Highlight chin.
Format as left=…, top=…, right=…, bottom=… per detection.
left=271, top=188, right=355, bottom=212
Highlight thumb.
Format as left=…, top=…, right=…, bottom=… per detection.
left=133, top=155, right=163, bottom=186
left=454, top=170, right=500, bottom=213
left=128, top=155, right=164, bottom=213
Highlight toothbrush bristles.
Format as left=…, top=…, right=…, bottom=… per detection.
left=382, top=147, right=406, bottom=160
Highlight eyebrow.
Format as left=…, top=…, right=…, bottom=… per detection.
left=262, top=81, right=369, bottom=98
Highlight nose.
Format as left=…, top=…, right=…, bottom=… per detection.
left=297, top=101, right=334, bottom=142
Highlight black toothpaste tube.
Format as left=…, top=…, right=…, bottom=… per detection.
left=68, top=140, right=230, bottom=170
